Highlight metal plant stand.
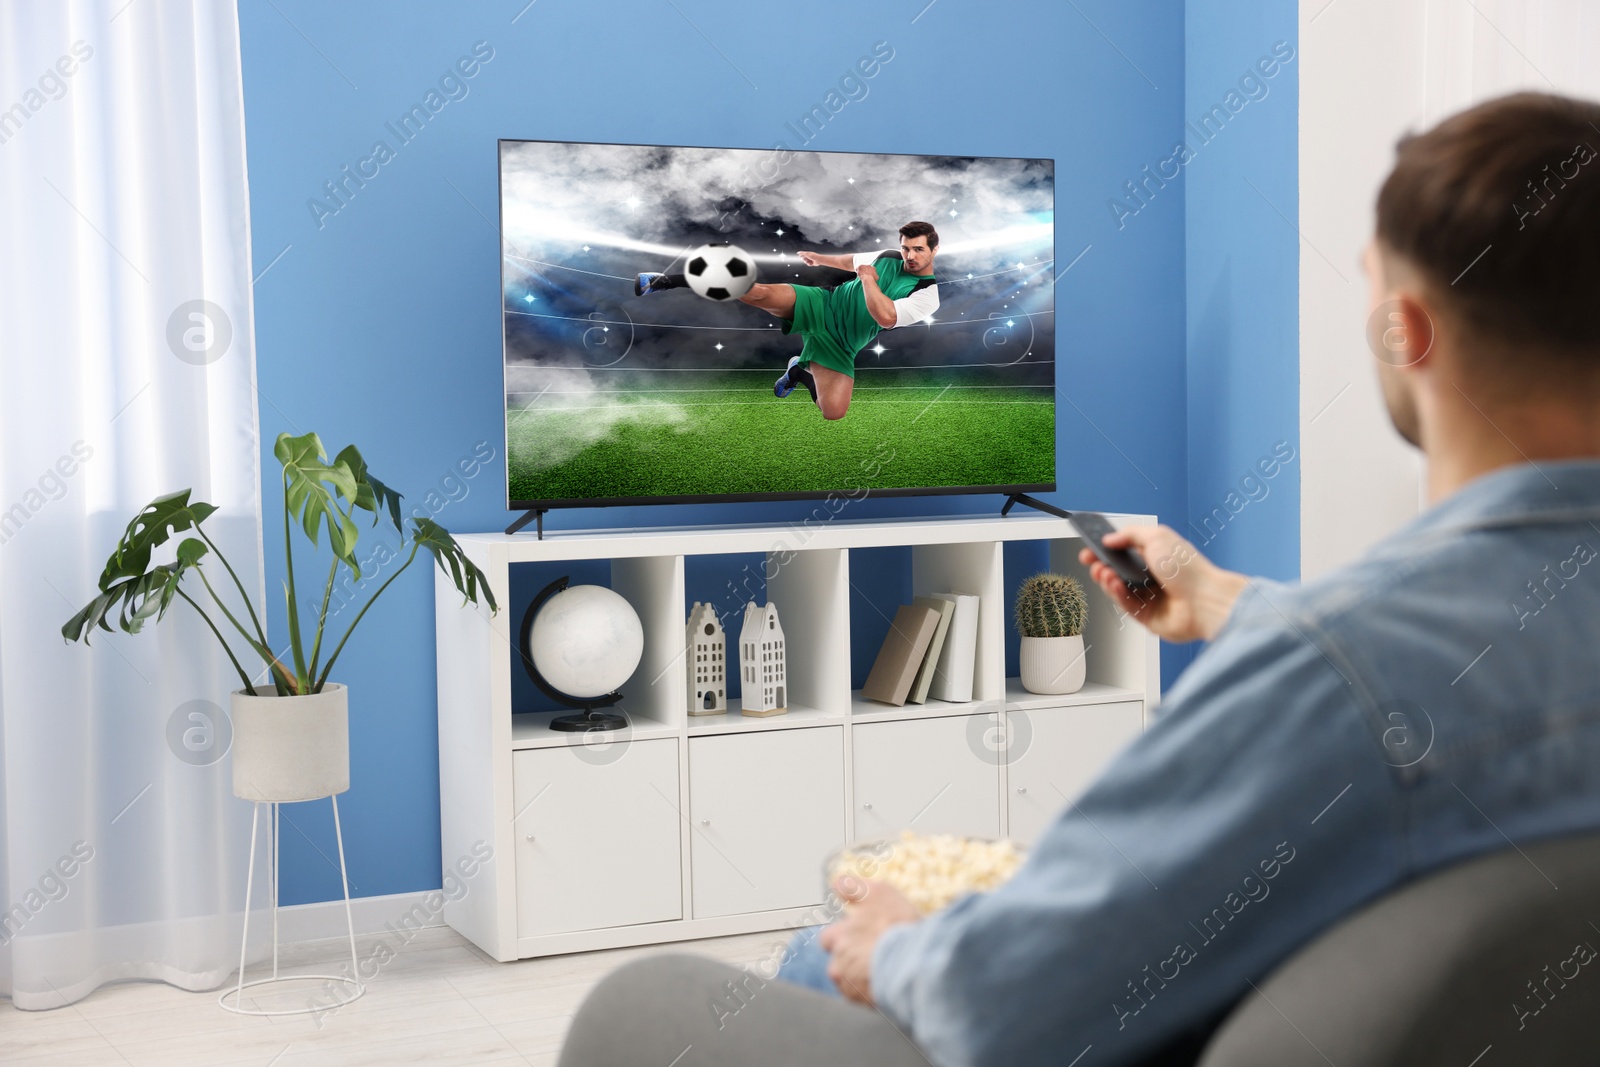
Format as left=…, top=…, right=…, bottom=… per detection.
left=219, top=797, right=364, bottom=1016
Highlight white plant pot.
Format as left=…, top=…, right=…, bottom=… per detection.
left=1019, top=635, right=1087, bottom=696
left=231, top=684, right=350, bottom=803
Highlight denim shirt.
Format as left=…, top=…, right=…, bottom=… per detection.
left=871, top=460, right=1600, bottom=1067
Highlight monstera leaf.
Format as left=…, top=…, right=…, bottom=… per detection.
left=337, top=443, right=404, bottom=534
left=64, top=535, right=209, bottom=642
left=275, top=432, right=361, bottom=570
left=412, top=517, right=496, bottom=613
left=96, top=490, right=216, bottom=592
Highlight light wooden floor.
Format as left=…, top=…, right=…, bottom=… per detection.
left=0, top=926, right=787, bottom=1066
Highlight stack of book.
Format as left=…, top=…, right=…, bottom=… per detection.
left=861, top=592, right=980, bottom=706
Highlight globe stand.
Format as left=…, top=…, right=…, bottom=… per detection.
left=548, top=709, right=629, bottom=732
left=520, top=575, right=631, bottom=732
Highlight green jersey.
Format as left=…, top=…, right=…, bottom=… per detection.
left=782, top=251, right=940, bottom=378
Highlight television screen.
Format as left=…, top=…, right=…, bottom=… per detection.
left=500, top=140, right=1055, bottom=510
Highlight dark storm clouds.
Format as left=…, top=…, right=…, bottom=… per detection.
left=502, top=142, right=1053, bottom=368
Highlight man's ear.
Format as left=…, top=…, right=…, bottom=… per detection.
left=1367, top=291, right=1436, bottom=370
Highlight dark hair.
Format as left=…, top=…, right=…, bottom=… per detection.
left=1376, top=91, right=1600, bottom=357
left=899, top=220, right=939, bottom=249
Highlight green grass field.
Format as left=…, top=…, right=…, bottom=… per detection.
left=507, top=370, right=1054, bottom=503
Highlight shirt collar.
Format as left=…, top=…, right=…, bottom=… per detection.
left=1403, top=458, right=1600, bottom=539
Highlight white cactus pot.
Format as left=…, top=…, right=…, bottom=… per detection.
left=1019, top=635, right=1087, bottom=696
left=230, top=684, right=350, bottom=803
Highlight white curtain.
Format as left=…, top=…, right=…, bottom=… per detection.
left=0, top=0, right=266, bottom=1008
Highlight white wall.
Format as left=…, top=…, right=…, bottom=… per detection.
left=1297, top=0, right=1600, bottom=579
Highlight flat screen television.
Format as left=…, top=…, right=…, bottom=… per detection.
left=499, top=139, right=1055, bottom=513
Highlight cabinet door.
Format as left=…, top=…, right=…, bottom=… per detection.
left=689, top=727, right=845, bottom=918
left=513, top=738, right=681, bottom=937
left=1007, top=702, right=1143, bottom=846
left=852, top=716, right=1000, bottom=841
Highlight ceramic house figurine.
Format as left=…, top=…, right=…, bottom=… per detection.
left=686, top=602, right=727, bottom=716
left=737, top=601, right=787, bottom=717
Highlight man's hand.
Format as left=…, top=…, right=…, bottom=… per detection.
left=818, top=876, right=919, bottom=1006
left=855, top=263, right=880, bottom=284
left=1078, top=525, right=1249, bottom=643
left=798, top=250, right=828, bottom=267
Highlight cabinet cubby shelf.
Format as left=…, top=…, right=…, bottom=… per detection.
left=509, top=712, right=677, bottom=750
left=437, top=512, right=1161, bottom=962
left=685, top=704, right=841, bottom=734
left=1004, top=679, right=1144, bottom=711
left=850, top=691, right=988, bottom=723
left=507, top=680, right=1145, bottom=749
left=848, top=680, right=1144, bottom=724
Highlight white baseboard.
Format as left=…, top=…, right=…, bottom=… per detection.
left=275, top=891, right=446, bottom=945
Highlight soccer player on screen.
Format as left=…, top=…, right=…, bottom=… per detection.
left=635, top=220, right=942, bottom=420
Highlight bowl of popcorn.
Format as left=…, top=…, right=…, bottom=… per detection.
left=825, top=830, right=1026, bottom=915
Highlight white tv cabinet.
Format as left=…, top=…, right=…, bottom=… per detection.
left=435, top=511, right=1160, bottom=962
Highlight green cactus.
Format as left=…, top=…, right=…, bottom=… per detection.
left=1014, top=572, right=1087, bottom=638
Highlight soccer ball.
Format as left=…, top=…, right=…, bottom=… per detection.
left=684, top=243, right=756, bottom=301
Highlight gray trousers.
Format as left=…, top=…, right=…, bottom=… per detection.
left=556, top=954, right=934, bottom=1067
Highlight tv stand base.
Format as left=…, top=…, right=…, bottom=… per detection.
left=506, top=508, right=547, bottom=538
left=1001, top=492, right=1072, bottom=522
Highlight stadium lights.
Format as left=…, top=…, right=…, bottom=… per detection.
left=499, top=210, right=1049, bottom=265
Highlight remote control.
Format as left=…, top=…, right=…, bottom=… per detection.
left=1068, top=510, right=1158, bottom=593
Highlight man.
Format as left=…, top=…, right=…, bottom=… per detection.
left=636, top=220, right=941, bottom=420
left=561, top=92, right=1600, bottom=1067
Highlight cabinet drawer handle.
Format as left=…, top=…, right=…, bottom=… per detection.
left=525, top=833, right=536, bottom=841
left=700, top=819, right=710, bottom=826
left=862, top=802, right=873, bottom=810
left=1015, top=787, right=1028, bottom=794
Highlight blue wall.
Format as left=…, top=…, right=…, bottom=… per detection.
left=1184, top=0, right=1300, bottom=586
left=239, top=0, right=1196, bottom=904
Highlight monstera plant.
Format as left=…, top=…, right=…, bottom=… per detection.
left=61, top=431, right=498, bottom=803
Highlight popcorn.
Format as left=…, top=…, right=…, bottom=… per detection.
left=827, top=831, right=1025, bottom=915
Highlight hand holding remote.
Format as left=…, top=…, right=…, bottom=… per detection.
left=1077, top=525, right=1248, bottom=643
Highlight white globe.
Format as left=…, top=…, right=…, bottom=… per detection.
left=683, top=243, right=756, bottom=301
left=528, top=585, right=644, bottom=699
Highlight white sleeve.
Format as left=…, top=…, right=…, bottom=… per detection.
left=891, top=284, right=940, bottom=328
left=851, top=249, right=893, bottom=269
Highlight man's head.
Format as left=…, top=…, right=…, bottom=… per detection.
left=1365, top=92, right=1600, bottom=447
left=898, top=220, right=939, bottom=275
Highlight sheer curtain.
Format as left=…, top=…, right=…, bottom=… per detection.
left=0, top=0, right=266, bottom=1008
